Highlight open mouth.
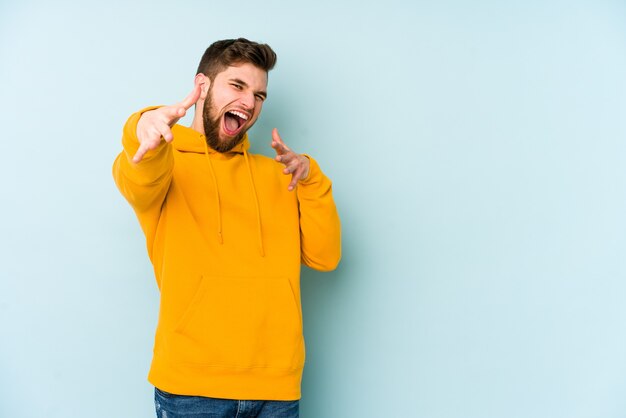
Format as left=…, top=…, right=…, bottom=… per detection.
left=223, top=110, right=249, bottom=136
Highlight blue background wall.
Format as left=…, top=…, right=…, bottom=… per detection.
left=1, top=1, right=626, bottom=417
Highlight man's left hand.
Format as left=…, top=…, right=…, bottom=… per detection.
left=271, top=128, right=310, bottom=192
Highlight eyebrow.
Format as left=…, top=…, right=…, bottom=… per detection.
left=230, top=77, right=267, bottom=99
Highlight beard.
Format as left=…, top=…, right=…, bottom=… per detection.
left=202, top=87, right=247, bottom=153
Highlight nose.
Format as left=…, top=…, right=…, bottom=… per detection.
left=239, top=92, right=255, bottom=110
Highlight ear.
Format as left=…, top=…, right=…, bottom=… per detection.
left=195, top=73, right=210, bottom=101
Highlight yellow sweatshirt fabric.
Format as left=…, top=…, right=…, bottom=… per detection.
left=112, top=108, right=341, bottom=401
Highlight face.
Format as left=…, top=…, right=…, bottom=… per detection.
left=202, top=63, right=268, bottom=152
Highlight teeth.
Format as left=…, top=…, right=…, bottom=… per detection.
left=229, top=110, right=249, bottom=120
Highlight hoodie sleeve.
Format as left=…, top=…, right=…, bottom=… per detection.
left=112, top=106, right=173, bottom=253
left=296, top=156, right=342, bottom=271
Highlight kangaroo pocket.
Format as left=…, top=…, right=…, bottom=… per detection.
left=169, top=275, right=304, bottom=370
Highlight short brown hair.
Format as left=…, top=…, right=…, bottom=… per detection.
left=196, top=38, right=277, bottom=80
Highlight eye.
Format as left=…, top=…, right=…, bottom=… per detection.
left=255, top=94, right=266, bottom=102
left=231, top=83, right=243, bottom=90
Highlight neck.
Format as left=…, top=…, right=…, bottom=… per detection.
left=190, top=104, right=205, bottom=134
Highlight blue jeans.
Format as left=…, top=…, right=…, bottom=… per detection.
left=154, top=387, right=299, bottom=418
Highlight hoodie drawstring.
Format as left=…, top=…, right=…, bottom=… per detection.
left=203, top=141, right=223, bottom=244
left=244, top=149, right=265, bottom=257
left=202, top=141, right=264, bottom=257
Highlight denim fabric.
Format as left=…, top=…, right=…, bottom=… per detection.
left=154, top=387, right=299, bottom=418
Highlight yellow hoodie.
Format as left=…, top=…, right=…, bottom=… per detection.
left=112, top=108, right=341, bottom=401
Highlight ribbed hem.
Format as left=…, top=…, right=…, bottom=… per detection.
left=148, top=355, right=302, bottom=401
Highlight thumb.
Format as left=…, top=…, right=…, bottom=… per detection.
left=271, top=128, right=290, bottom=153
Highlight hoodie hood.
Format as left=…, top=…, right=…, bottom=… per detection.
left=171, top=124, right=250, bottom=155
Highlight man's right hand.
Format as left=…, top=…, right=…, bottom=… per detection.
left=132, top=84, right=201, bottom=163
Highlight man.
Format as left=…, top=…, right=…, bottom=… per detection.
left=112, top=38, right=341, bottom=417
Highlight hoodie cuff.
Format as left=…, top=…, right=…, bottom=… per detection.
left=297, top=155, right=335, bottom=201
